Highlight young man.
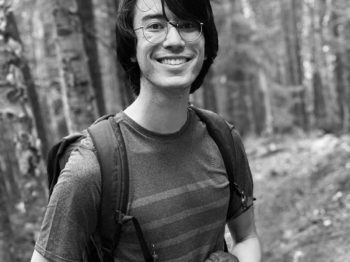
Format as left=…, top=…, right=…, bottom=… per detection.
left=31, top=0, right=262, bottom=261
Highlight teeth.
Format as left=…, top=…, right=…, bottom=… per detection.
left=160, top=58, right=187, bottom=65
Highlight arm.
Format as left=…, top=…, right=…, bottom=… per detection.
left=226, top=127, right=261, bottom=261
left=31, top=137, right=101, bottom=262
left=226, top=207, right=261, bottom=262
left=205, top=208, right=262, bottom=262
left=206, top=127, right=261, bottom=262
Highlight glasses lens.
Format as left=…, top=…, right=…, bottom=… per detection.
left=143, top=21, right=167, bottom=43
left=142, top=20, right=202, bottom=43
left=177, top=21, right=202, bottom=42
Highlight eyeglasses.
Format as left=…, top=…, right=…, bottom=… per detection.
left=134, top=20, right=204, bottom=44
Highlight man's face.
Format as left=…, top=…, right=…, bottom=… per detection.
left=133, top=0, right=205, bottom=93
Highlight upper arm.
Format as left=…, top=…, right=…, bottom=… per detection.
left=227, top=127, right=255, bottom=219
left=227, top=207, right=258, bottom=243
left=226, top=207, right=262, bottom=262
left=34, top=140, right=101, bottom=261
left=31, top=250, right=49, bottom=262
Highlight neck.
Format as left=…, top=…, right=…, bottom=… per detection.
left=124, top=84, right=190, bottom=134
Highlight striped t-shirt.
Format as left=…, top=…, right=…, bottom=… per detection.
left=35, top=108, right=253, bottom=262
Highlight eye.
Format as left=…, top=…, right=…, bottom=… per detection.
left=178, top=21, right=198, bottom=31
left=145, top=22, right=166, bottom=32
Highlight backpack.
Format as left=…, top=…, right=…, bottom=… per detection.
left=46, top=106, right=253, bottom=262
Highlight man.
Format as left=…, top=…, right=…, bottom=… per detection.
left=31, top=0, right=262, bottom=261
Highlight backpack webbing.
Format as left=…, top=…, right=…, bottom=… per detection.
left=47, top=133, right=82, bottom=196
left=88, top=117, right=153, bottom=262
left=189, top=106, right=249, bottom=219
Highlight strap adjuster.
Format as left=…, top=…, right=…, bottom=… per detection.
left=114, top=210, right=125, bottom=224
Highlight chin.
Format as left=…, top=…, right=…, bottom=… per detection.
left=156, top=76, right=195, bottom=91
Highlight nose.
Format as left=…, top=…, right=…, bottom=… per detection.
left=162, top=24, right=185, bottom=49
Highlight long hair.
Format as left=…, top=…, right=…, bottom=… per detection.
left=115, top=0, right=218, bottom=95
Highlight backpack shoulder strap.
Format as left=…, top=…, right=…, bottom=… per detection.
left=47, top=115, right=116, bottom=197
left=88, top=115, right=154, bottom=262
left=47, top=133, right=83, bottom=196
left=87, top=115, right=129, bottom=262
left=189, top=106, right=249, bottom=219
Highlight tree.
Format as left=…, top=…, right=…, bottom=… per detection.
left=20, top=0, right=69, bottom=144
left=0, top=164, right=15, bottom=262
left=77, top=0, right=106, bottom=115
left=308, top=0, right=328, bottom=129
left=214, top=0, right=269, bottom=135
left=89, top=0, right=134, bottom=113
left=52, top=0, right=98, bottom=132
left=280, top=0, right=308, bottom=130
left=0, top=0, right=45, bottom=187
left=0, top=2, right=46, bottom=259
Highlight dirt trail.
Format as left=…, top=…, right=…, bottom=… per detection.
left=246, top=134, right=350, bottom=262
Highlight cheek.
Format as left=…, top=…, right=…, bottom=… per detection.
left=195, top=42, right=206, bottom=69
left=135, top=44, right=148, bottom=70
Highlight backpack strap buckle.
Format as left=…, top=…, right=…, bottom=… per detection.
left=241, top=194, right=247, bottom=209
left=114, top=210, right=125, bottom=224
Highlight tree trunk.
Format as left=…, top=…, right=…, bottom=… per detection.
left=226, top=68, right=251, bottom=136
left=257, top=68, right=273, bottom=135
left=30, top=0, right=68, bottom=144
left=77, top=0, right=106, bottom=116
left=86, top=0, right=134, bottom=114
left=280, top=0, right=308, bottom=130
left=0, top=122, right=21, bottom=210
left=344, top=21, right=350, bottom=132
left=53, top=0, right=98, bottom=132
left=309, top=1, right=327, bottom=129
left=312, top=70, right=327, bottom=127
left=332, top=7, right=350, bottom=132
left=0, top=164, right=15, bottom=262
left=0, top=4, right=46, bottom=210
left=5, top=11, right=50, bottom=157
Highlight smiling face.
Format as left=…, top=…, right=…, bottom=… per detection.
left=133, top=0, right=206, bottom=93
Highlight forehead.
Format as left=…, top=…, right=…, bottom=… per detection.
left=133, top=0, right=176, bottom=24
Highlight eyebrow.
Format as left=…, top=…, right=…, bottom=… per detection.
left=141, top=14, right=166, bottom=23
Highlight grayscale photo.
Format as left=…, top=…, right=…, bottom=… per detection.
left=0, top=0, right=349, bottom=261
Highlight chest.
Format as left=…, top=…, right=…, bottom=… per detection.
left=116, top=121, right=230, bottom=261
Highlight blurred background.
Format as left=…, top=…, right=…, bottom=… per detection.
left=0, top=0, right=349, bottom=261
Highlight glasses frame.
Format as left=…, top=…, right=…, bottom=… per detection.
left=134, top=20, right=204, bottom=44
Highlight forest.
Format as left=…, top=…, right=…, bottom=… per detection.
left=0, top=0, right=350, bottom=261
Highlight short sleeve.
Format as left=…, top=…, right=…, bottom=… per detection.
left=35, top=135, right=101, bottom=262
left=227, top=127, right=255, bottom=220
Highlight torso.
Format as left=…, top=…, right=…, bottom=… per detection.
left=115, top=109, right=229, bottom=261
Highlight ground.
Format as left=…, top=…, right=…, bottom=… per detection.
left=246, top=133, right=350, bottom=262
left=13, top=133, right=350, bottom=261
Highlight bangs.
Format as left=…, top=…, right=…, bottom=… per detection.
left=162, top=0, right=211, bottom=22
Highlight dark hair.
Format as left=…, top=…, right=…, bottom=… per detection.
left=115, top=0, right=218, bottom=95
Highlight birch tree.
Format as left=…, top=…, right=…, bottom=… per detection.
left=53, top=0, right=98, bottom=132
left=0, top=2, right=46, bottom=256
left=0, top=163, right=15, bottom=262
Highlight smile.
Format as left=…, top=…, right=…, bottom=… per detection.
left=157, top=58, right=190, bottom=65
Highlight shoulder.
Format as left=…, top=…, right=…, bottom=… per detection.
left=78, top=130, right=96, bottom=150
left=56, top=131, right=101, bottom=195
left=189, top=106, right=240, bottom=140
